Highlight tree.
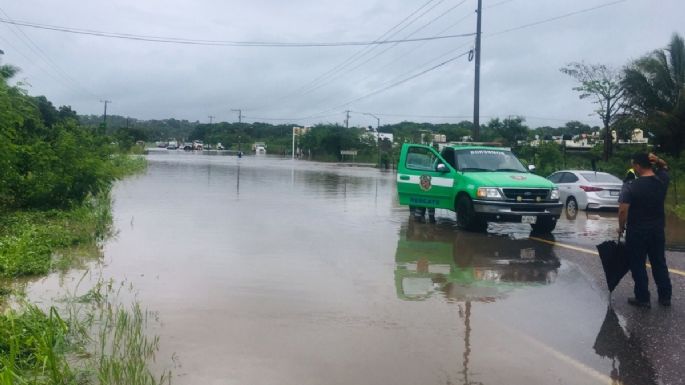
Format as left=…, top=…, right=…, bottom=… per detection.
left=623, top=33, right=685, bottom=157
left=497, top=116, right=529, bottom=146
left=562, top=121, right=592, bottom=137
left=561, top=62, right=625, bottom=160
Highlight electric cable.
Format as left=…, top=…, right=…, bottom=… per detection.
left=301, top=50, right=472, bottom=120
left=246, top=0, right=449, bottom=111
left=487, top=0, right=627, bottom=37
left=0, top=17, right=473, bottom=47
left=0, top=7, right=99, bottom=99
left=294, top=0, right=470, bottom=99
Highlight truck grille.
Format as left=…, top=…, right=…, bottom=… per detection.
left=502, top=188, right=550, bottom=202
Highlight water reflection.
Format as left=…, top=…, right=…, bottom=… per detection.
left=556, top=208, right=685, bottom=251
left=593, top=307, right=658, bottom=385
left=395, top=221, right=562, bottom=384
left=394, top=220, right=560, bottom=302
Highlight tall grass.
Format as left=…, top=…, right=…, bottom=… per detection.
left=0, top=193, right=113, bottom=278
left=0, top=279, right=171, bottom=385
left=0, top=153, right=146, bottom=278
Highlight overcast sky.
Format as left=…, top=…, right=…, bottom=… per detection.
left=1, top=0, right=683, bottom=128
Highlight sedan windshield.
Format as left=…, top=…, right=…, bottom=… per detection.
left=455, top=149, right=527, bottom=172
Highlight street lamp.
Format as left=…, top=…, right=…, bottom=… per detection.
left=362, top=112, right=380, bottom=131
left=363, top=112, right=382, bottom=168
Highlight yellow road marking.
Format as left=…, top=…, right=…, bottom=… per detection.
left=529, top=236, right=685, bottom=277
left=488, top=314, right=613, bottom=384
left=507, top=326, right=613, bottom=384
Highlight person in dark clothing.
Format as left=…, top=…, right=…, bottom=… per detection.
left=617, top=152, right=671, bottom=308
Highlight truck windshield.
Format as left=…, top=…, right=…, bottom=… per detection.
left=455, top=149, right=527, bottom=172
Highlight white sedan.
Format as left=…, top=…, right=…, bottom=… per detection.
left=547, top=170, right=623, bottom=218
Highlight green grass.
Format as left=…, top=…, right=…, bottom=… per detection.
left=109, top=154, right=147, bottom=178
left=0, top=154, right=147, bottom=278
left=0, top=280, right=171, bottom=385
left=0, top=193, right=113, bottom=278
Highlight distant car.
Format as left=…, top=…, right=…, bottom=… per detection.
left=546, top=170, right=623, bottom=217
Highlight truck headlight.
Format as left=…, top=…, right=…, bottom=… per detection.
left=477, top=187, right=503, bottom=200
left=550, top=188, right=559, bottom=200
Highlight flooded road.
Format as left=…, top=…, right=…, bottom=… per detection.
left=28, top=151, right=685, bottom=385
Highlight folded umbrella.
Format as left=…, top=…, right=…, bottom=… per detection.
left=596, top=238, right=630, bottom=292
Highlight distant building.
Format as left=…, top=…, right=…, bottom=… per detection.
left=366, top=131, right=394, bottom=143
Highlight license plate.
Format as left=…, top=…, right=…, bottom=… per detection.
left=520, top=248, right=536, bottom=259
left=521, top=216, right=537, bottom=224
left=610, top=190, right=619, bottom=196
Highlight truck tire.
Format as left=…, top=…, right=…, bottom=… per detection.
left=530, top=216, right=558, bottom=234
left=456, top=195, right=487, bottom=232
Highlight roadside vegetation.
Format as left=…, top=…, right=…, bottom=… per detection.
left=0, top=280, right=170, bottom=385
left=1, top=58, right=164, bottom=383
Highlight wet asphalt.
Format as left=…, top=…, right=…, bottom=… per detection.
left=27, top=151, right=685, bottom=385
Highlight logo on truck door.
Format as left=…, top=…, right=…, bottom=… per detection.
left=419, top=175, right=432, bottom=191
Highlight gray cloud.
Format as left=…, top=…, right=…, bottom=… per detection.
left=1, top=0, right=683, bottom=127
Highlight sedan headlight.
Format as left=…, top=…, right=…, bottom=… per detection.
left=550, top=188, right=560, bottom=200
left=476, top=187, right=503, bottom=200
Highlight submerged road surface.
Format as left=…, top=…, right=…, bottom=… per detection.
left=30, top=151, right=685, bottom=385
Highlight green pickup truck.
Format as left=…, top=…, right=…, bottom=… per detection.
left=396, top=143, right=562, bottom=233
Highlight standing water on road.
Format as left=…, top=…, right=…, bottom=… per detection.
left=26, top=151, right=680, bottom=385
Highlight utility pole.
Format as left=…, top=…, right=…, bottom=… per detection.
left=472, top=0, right=482, bottom=141
left=231, top=109, right=243, bottom=123
left=208, top=115, right=215, bottom=124
left=344, top=110, right=351, bottom=128
left=100, top=100, right=111, bottom=131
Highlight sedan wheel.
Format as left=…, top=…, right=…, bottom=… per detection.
left=565, top=197, right=578, bottom=219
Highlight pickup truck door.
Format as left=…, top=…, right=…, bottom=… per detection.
left=397, top=145, right=455, bottom=210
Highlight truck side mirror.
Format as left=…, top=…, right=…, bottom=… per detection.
left=528, top=164, right=536, bottom=172
left=436, top=163, right=449, bottom=173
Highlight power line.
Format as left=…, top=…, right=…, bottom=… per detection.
left=246, top=0, right=458, bottom=111
left=303, top=50, right=472, bottom=120
left=487, top=0, right=627, bottom=37
left=346, top=9, right=475, bottom=97
left=242, top=112, right=341, bottom=123
left=0, top=28, right=80, bottom=92
left=0, top=17, right=474, bottom=47
left=295, top=0, right=470, bottom=100
left=485, top=0, right=515, bottom=9
left=299, top=0, right=448, bottom=89
left=300, top=0, right=439, bottom=88
left=0, top=7, right=99, bottom=99
left=304, top=0, right=629, bottom=123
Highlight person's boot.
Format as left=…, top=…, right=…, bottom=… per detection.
left=658, top=298, right=671, bottom=307
left=627, top=297, right=651, bottom=308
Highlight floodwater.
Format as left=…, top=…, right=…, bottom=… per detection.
left=26, top=151, right=685, bottom=385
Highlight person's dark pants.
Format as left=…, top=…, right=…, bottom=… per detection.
left=626, top=227, right=671, bottom=302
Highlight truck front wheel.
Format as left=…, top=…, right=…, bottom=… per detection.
left=530, top=216, right=558, bottom=234
left=456, top=195, right=487, bottom=232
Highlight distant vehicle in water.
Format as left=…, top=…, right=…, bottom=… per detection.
left=156, top=141, right=168, bottom=148
left=546, top=170, right=622, bottom=218
left=217, top=143, right=225, bottom=150
left=253, top=142, right=267, bottom=154
left=183, top=142, right=193, bottom=151
left=167, top=140, right=178, bottom=150
left=192, top=140, right=204, bottom=151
